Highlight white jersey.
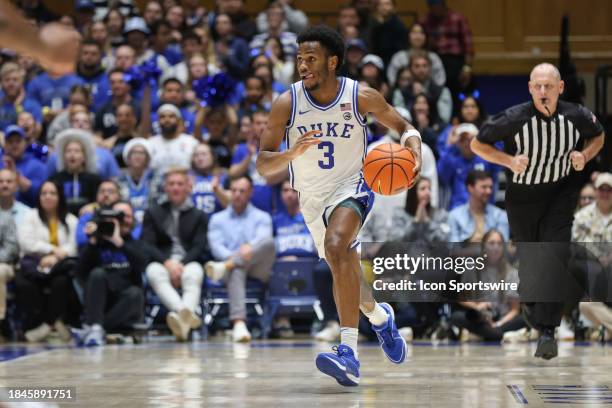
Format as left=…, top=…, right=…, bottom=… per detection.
left=285, top=77, right=368, bottom=194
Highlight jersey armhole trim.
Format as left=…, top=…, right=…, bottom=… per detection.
left=286, top=83, right=297, bottom=129
left=353, top=81, right=367, bottom=126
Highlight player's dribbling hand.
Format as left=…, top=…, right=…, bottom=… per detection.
left=288, top=130, right=322, bottom=159
left=509, top=155, right=529, bottom=174
left=570, top=151, right=586, bottom=171
left=406, top=148, right=421, bottom=189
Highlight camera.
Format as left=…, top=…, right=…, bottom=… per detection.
left=92, top=209, right=125, bottom=238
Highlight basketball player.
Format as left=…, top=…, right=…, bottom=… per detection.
left=256, top=26, right=422, bottom=386
left=0, top=0, right=80, bottom=75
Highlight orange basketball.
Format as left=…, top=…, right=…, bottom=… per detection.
left=363, top=143, right=416, bottom=195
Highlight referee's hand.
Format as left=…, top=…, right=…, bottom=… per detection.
left=569, top=151, right=586, bottom=171
left=509, top=155, right=529, bottom=174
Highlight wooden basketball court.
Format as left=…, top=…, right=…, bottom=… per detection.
left=0, top=339, right=610, bottom=407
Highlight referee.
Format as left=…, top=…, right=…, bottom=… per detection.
left=471, top=63, right=605, bottom=359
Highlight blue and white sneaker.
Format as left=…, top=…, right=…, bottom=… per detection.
left=83, top=324, right=106, bottom=347
left=372, top=303, right=407, bottom=364
left=70, top=326, right=89, bottom=347
left=315, top=344, right=360, bottom=386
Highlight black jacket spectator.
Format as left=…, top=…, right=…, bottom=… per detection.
left=141, top=200, right=209, bottom=264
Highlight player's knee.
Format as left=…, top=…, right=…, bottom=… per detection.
left=324, top=233, right=350, bottom=266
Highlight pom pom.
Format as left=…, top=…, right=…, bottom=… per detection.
left=123, top=57, right=162, bottom=91
left=192, top=73, right=236, bottom=108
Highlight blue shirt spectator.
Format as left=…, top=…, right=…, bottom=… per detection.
left=447, top=169, right=509, bottom=242
left=26, top=72, right=84, bottom=110
left=0, top=62, right=43, bottom=128
left=273, top=181, right=317, bottom=258
left=191, top=172, right=227, bottom=217
left=437, top=124, right=498, bottom=209
left=231, top=142, right=276, bottom=213
left=208, top=202, right=273, bottom=261
left=0, top=126, right=47, bottom=207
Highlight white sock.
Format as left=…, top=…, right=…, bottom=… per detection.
left=362, top=303, right=388, bottom=327
left=340, top=327, right=358, bottom=357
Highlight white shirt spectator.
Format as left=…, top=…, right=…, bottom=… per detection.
left=149, top=133, right=198, bottom=174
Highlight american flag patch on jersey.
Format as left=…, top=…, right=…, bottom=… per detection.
left=340, top=103, right=352, bottom=111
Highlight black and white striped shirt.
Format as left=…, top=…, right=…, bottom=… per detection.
left=478, top=101, right=603, bottom=186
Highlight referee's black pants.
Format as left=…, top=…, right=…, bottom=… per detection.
left=505, top=178, right=578, bottom=328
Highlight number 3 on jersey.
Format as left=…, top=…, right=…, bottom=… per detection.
left=318, top=141, right=334, bottom=169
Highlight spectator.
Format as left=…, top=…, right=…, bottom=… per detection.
left=112, top=44, right=136, bottom=71
left=370, top=0, right=408, bottom=67
left=577, top=182, right=596, bottom=211
left=166, top=5, right=187, bottom=37
left=438, top=123, right=498, bottom=209
left=213, top=0, right=257, bottom=42
left=25, top=65, right=84, bottom=119
left=117, top=138, right=161, bottom=226
left=47, top=85, right=93, bottom=147
left=0, top=125, right=47, bottom=207
left=339, top=38, right=367, bottom=81
left=213, top=13, right=250, bottom=80
left=387, top=22, right=446, bottom=88
left=76, top=40, right=110, bottom=111
left=262, top=36, right=294, bottom=87
left=205, top=175, right=275, bottom=342
left=0, top=211, right=17, bottom=329
left=16, top=180, right=78, bottom=342
left=103, top=8, right=125, bottom=48
left=194, top=105, right=237, bottom=169
left=256, top=0, right=308, bottom=34
left=0, top=168, right=30, bottom=223
left=88, top=20, right=114, bottom=69
left=273, top=180, right=317, bottom=259
left=451, top=229, right=524, bottom=341
left=250, top=2, right=298, bottom=61
left=75, top=180, right=123, bottom=248
left=394, top=50, right=452, bottom=123
left=143, top=168, right=208, bottom=342
left=124, top=17, right=171, bottom=75
left=102, top=103, right=141, bottom=167
left=17, top=0, right=57, bottom=23
left=573, top=172, right=612, bottom=244
left=0, top=62, right=42, bottom=129
left=150, top=19, right=182, bottom=67
left=143, top=1, right=163, bottom=27
left=436, top=92, right=487, bottom=152
left=149, top=104, right=198, bottom=174
left=238, top=75, right=269, bottom=118
left=409, top=93, right=443, bottom=157
left=249, top=53, right=288, bottom=97
left=47, top=111, right=121, bottom=180
left=190, top=143, right=229, bottom=216
left=448, top=170, right=509, bottom=243
left=151, top=77, right=196, bottom=134
left=49, top=129, right=102, bottom=215
left=94, top=68, right=140, bottom=139
left=17, top=111, right=47, bottom=162
left=229, top=109, right=285, bottom=213
left=352, top=0, right=375, bottom=49
left=76, top=201, right=145, bottom=346
left=169, top=32, right=216, bottom=85
left=337, top=5, right=361, bottom=41
left=420, top=0, right=474, bottom=99
left=183, top=0, right=207, bottom=28
left=74, top=0, right=96, bottom=32
left=358, top=54, right=389, bottom=100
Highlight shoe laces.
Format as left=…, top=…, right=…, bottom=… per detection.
left=332, top=345, right=350, bottom=358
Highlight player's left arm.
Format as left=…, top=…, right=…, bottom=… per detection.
left=358, top=86, right=422, bottom=176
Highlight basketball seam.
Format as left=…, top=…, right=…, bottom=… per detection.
left=369, top=163, right=393, bottom=194
left=389, top=146, right=394, bottom=195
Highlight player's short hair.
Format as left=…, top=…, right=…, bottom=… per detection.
left=466, top=169, right=492, bottom=187
left=297, top=25, right=345, bottom=73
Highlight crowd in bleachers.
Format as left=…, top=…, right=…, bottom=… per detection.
left=0, top=0, right=609, bottom=346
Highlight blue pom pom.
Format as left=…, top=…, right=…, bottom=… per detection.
left=123, top=58, right=162, bottom=91
left=192, top=73, right=236, bottom=108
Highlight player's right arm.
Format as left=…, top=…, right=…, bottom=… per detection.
left=256, top=91, right=321, bottom=177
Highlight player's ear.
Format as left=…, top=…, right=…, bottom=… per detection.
left=328, top=55, right=338, bottom=72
